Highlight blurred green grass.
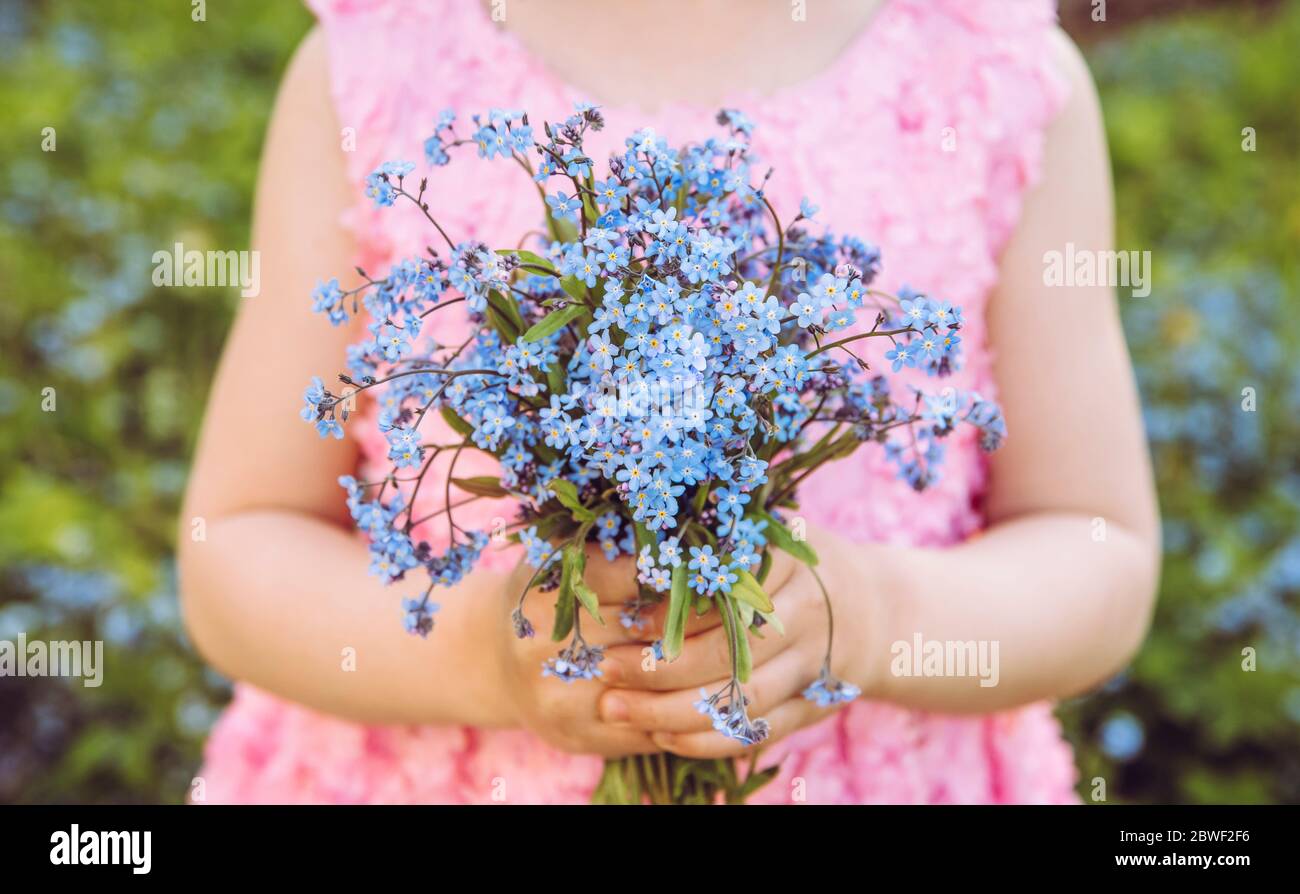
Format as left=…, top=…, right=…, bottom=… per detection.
left=0, top=0, right=1296, bottom=803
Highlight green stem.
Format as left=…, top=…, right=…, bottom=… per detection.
left=761, top=196, right=786, bottom=298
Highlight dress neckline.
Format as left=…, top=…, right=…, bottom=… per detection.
left=467, top=0, right=903, bottom=121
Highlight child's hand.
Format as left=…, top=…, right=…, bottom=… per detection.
left=496, top=546, right=660, bottom=757
left=594, top=529, right=880, bottom=757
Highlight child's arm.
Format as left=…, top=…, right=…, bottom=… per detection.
left=177, top=30, right=654, bottom=754
left=853, top=30, right=1160, bottom=712
left=177, top=29, right=505, bottom=727
left=595, top=31, right=1160, bottom=754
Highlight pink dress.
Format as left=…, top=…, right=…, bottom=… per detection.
left=199, top=0, right=1080, bottom=804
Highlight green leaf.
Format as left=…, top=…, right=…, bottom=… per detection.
left=552, top=582, right=575, bottom=642
left=714, top=757, right=740, bottom=790
left=486, top=304, right=515, bottom=341
left=552, top=217, right=579, bottom=245
left=486, top=289, right=523, bottom=340
left=573, top=579, right=605, bottom=626
left=560, top=275, right=593, bottom=305
left=731, top=568, right=775, bottom=613
left=672, top=759, right=692, bottom=799
left=692, top=483, right=711, bottom=514
left=754, top=511, right=819, bottom=567
left=732, top=764, right=782, bottom=803
left=496, top=248, right=554, bottom=272
left=664, top=563, right=690, bottom=661
left=737, top=635, right=753, bottom=685
left=533, top=442, right=559, bottom=464
left=591, top=760, right=626, bottom=805
left=491, top=288, right=526, bottom=330
left=522, top=302, right=587, bottom=342
left=546, top=361, right=566, bottom=397
left=633, top=521, right=654, bottom=555
left=564, top=540, right=587, bottom=579
left=736, top=599, right=755, bottom=629
left=552, top=543, right=584, bottom=642
left=550, top=479, right=596, bottom=522
left=623, top=758, right=642, bottom=805
left=439, top=406, right=475, bottom=437
left=560, top=519, right=601, bottom=625
left=449, top=476, right=508, bottom=498
left=531, top=510, right=572, bottom=543
left=757, top=608, right=785, bottom=637
left=721, top=595, right=753, bottom=683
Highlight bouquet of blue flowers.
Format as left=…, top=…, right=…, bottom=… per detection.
left=302, top=105, right=1005, bottom=804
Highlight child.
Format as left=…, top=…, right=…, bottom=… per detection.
left=179, top=0, right=1158, bottom=803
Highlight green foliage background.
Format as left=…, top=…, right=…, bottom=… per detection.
left=1, top=0, right=1296, bottom=804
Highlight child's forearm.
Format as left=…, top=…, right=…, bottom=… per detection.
left=179, top=508, right=517, bottom=727
left=852, top=512, right=1158, bottom=713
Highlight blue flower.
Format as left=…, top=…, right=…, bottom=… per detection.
left=363, top=161, right=414, bottom=207
left=688, top=544, right=718, bottom=573
left=542, top=641, right=606, bottom=683
left=474, top=123, right=511, bottom=160
left=364, top=171, right=396, bottom=207
left=792, top=292, right=824, bottom=329
left=593, top=178, right=628, bottom=207
left=714, top=487, right=750, bottom=518
left=301, top=376, right=327, bottom=421
left=402, top=597, right=440, bottom=638
left=376, top=324, right=412, bottom=362
left=885, top=340, right=918, bottom=372
left=802, top=670, right=861, bottom=707
left=899, top=296, right=930, bottom=328
left=546, top=191, right=583, bottom=222
left=424, top=133, right=450, bottom=167
left=312, top=278, right=347, bottom=325
left=694, top=684, right=769, bottom=745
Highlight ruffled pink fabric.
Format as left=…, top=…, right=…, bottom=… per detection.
left=198, top=0, right=1079, bottom=804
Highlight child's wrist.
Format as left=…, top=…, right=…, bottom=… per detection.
left=466, top=575, right=528, bottom=729
left=826, top=536, right=901, bottom=701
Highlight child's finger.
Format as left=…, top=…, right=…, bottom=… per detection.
left=581, top=551, right=643, bottom=605
left=650, top=695, right=828, bottom=760
left=598, top=646, right=809, bottom=734
left=620, top=597, right=724, bottom=642
left=610, top=545, right=810, bottom=644
left=761, top=545, right=801, bottom=594
left=515, top=586, right=643, bottom=646
left=601, top=612, right=793, bottom=691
